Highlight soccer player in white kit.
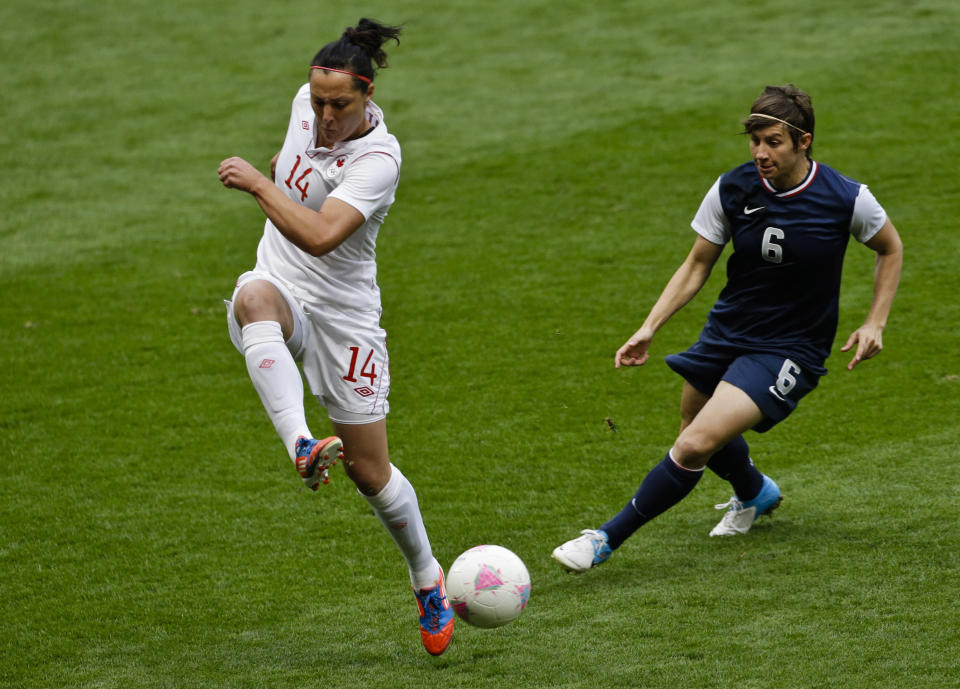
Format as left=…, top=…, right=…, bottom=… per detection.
left=217, top=19, right=454, bottom=655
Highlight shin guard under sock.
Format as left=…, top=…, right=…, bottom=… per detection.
left=241, top=321, right=310, bottom=461
left=363, top=464, right=437, bottom=589
left=706, top=435, right=764, bottom=501
left=601, top=451, right=704, bottom=549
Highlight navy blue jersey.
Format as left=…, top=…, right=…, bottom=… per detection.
left=690, top=161, right=886, bottom=374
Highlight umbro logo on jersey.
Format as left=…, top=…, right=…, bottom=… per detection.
left=301, top=120, right=310, bottom=130
left=744, top=205, right=765, bottom=215
left=259, top=359, right=275, bottom=369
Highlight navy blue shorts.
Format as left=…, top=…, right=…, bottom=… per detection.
left=665, top=341, right=820, bottom=432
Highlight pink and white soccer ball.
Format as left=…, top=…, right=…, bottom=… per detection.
left=447, top=545, right=531, bottom=628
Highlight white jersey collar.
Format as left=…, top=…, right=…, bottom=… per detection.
left=308, top=101, right=386, bottom=155
left=761, top=160, right=819, bottom=197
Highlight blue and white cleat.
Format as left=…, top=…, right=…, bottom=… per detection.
left=709, top=474, right=782, bottom=536
left=294, top=436, right=343, bottom=491
left=552, top=529, right=613, bottom=573
left=414, top=567, right=454, bottom=656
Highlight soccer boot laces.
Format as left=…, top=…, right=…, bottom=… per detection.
left=414, top=567, right=454, bottom=656
left=709, top=475, right=782, bottom=536
left=551, top=529, right=613, bottom=573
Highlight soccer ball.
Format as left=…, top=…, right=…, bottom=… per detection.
left=446, top=545, right=531, bottom=628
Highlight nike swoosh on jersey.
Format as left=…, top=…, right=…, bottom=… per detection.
left=744, top=205, right=765, bottom=214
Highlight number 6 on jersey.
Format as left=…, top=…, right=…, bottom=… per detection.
left=762, top=226, right=785, bottom=264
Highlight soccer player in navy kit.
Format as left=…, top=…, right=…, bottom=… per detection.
left=553, top=84, right=903, bottom=572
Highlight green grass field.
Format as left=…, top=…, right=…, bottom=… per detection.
left=2, top=1, right=959, bottom=687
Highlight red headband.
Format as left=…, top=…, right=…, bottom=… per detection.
left=310, top=65, right=372, bottom=84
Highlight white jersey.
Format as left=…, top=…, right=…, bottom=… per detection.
left=254, top=83, right=401, bottom=311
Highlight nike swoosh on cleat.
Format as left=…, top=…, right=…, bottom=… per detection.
left=744, top=205, right=765, bottom=214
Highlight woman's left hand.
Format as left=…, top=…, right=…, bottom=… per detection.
left=840, top=324, right=884, bottom=370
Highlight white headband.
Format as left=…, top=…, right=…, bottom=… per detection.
left=747, top=112, right=809, bottom=135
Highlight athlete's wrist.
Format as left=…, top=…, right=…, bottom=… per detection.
left=248, top=172, right=273, bottom=197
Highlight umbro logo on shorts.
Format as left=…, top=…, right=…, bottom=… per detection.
left=259, top=359, right=275, bottom=369
left=353, top=386, right=375, bottom=397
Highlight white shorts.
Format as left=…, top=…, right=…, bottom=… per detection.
left=225, top=270, right=390, bottom=423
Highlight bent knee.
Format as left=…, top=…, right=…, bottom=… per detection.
left=343, top=456, right=391, bottom=496
left=234, top=284, right=277, bottom=320
left=673, top=430, right=722, bottom=467
left=233, top=282, right=291, bottom=331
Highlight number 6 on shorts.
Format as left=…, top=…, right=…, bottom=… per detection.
left=774, top=358, right=801, bottom=397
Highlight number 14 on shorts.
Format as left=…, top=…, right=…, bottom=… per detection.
left=344, top=346, right=378, bottom=386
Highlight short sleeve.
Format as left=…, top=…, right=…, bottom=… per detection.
left=850, top=185, right=887, bottom=243
left=328, top=152, right=400, bottom=220
left=690, top=176, right=730, bottom=245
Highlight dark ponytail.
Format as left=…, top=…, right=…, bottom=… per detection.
left=310, top=18, right=402, bottom=90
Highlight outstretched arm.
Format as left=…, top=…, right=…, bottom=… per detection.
left=615, top=236, right=724, bottom=368
left=841, top=218, right=903, bottom=370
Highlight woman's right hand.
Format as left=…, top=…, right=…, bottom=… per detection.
left=615, top=328, right=654, bottom=368
left=218, top=156, right=269, bottom=195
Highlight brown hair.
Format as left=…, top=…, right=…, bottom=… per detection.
left=310, top=18, right=402, bottom=91
left=743, top=84, right=815, bottom=158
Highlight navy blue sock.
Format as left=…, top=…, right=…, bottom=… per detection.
left=600, top=453, right=704, bottom=550
left=705, top=435, right=764, bottom=501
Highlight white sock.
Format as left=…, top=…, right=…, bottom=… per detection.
left=363, top=464, right=438, bottom=590
left=241, top=321, right=310, bottom=462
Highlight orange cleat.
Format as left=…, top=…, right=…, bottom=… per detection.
left=414, top=568, right=454, bottom=656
